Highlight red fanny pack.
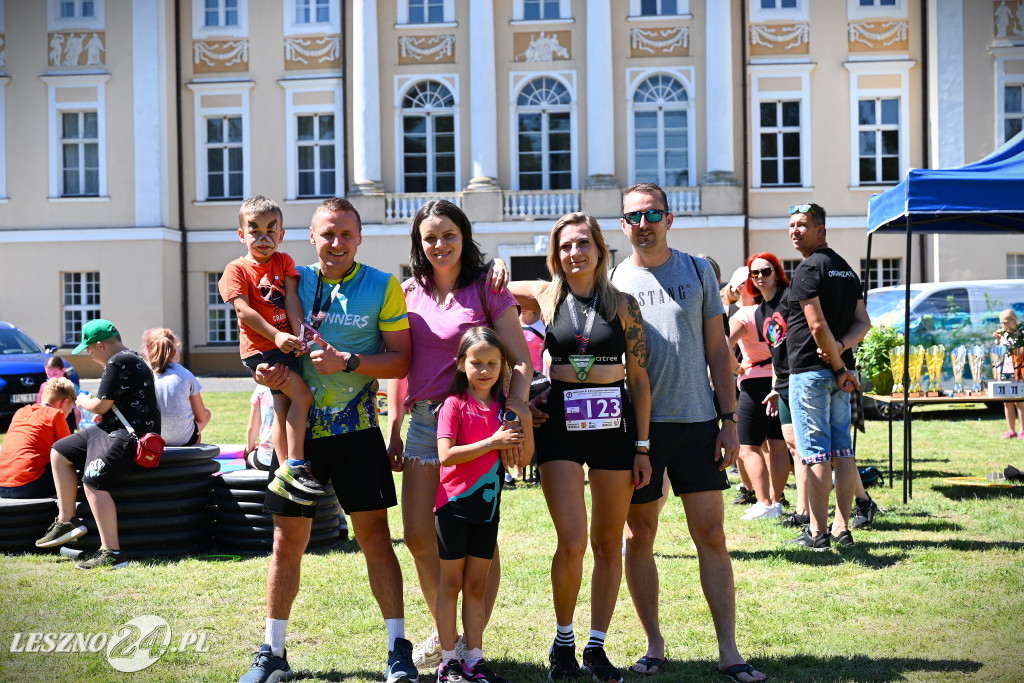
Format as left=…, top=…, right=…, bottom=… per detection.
left=112, top=406, right=165, bottom=468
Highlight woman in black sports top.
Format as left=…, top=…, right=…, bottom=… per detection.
left=509, top=212, right=651, bottom=681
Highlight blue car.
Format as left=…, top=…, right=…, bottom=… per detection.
left=0, top=321, right=80, bottom=425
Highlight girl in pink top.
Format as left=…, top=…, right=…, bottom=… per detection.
left=434, top=327, right=532, bottom=682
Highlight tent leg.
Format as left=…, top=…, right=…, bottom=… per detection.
left=902, top=217, right=912, bottom=503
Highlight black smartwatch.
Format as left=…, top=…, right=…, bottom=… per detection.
left=343, top=353, right=360, bottom=373
left=719, top=412, right=738, bottom=423
left=501, top=409, right=520, bottom=423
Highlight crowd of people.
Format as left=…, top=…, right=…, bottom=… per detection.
left=0, top=185, right=903, bottom=683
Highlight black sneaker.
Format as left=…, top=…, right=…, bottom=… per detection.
left=581, top=646, right=622, bottom=682
left=548, top=642, right=581, bottom=680
left=832, top=529, right=855, bottom=547
left=437, top=658, right=465, bottom=682
left=850, top=495, right=878, bottom=529
left=730, top=486, right=756, bottom=505
left=780, top=495, right=791, bottom=508
left=789, top=528, right=831, bottom=551
left=779, top=512, right=809, bottom=528
left=502, top=478, right=517, bottom=491
left=277, top=461, right=326, bottom=496
left=35, top=517, right=88, bottom=547
left=75, top=546, right=129, bottom=570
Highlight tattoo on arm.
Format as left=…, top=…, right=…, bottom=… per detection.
left=624, top=295, right=648, bottom=369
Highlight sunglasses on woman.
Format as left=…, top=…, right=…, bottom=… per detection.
left=622, top=209, right=666, bottom=225
left=749, top=267, right=774, bottom=278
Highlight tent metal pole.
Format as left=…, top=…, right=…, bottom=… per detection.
left=903, top=217, right=912, bottom=504
left=864, top=233, right=873, bottom=299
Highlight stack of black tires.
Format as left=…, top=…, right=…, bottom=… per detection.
left=68, top=444, right=220, bottom=558
left=214, top=470, right=343, bottom=553
left=0, top=498, right=59, bottom=552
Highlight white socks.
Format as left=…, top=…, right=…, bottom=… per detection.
left=554, top=622, right=575, bottom=648
left=385, top=618, right=405, bottom=652
left=265, top=618, right=288, bottom=658
left=586, top=629, right=607, bottom=650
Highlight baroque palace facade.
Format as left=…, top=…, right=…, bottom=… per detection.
left=0, top=0, right=1019, bottom=375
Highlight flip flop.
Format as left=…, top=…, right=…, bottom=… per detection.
left=720, top=662, right=768, bottom=682
left=630, top=655, right=667, bottom=676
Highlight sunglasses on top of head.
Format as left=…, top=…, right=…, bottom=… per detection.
left=749, top=267, right=774, bottom=278
left=622, top=209, right=667, bottom=225
left=789, top=203, right=821, bottom=219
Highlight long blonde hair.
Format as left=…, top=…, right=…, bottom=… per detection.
left=538, top=212, right=620, bottom=326
left=142, top=328, right=181, bottom=375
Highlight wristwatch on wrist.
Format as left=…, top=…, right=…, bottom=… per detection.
left=719, top=412, right=738, bottom=423
left=343, top=353, right=360, bottom=373
left=833, top=365, right=847, bottom=377
left=634, top=439, right=650, bottom=452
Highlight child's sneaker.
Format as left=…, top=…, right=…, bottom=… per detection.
left=35, top=517, right=87, bottom=548
left=437, top=658, right=466, bottom=682
left=276, top=460, right=326, bottom=496
left=1003, top=429, right=1017, bottom=439
left=463, top=658, right=508, bottom=683
left=267, top=477, right=318, bottom=506
left=581, top=646, right=623, bottom=682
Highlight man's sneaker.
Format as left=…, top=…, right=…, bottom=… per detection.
left=75, top=546, right=128, bottom=570
left=730, top=486, right=756, bottom=505
left=437, top=658, right=465, bottom=682
left=780, top=495, right=791, bottom=508
left=412, top=632, right=442, bottom=669
left=548, top=642, right=581, bottom=680
left=779, top=512, right=809, bottom=528
left=832, top=529, right=855, bottom=547
left=239, top=644, right=291, bottom=683
left=267, top=477, right=318, bottom=506
left=581, top=646, right=623, bottom=682
left=502, top=477, right=517, bottom=491
left=463, top=658, right=508, bottom=683
left=35, top=517, right=87, bottom=548
left=386, top=637, right=419, bottom=683
left=850, top=495, right=879, bottom=529
left=789, top=528, right=831, bottom=552
left=741, top=502, right=783, bottom=520
left=276, top=461, right=325, bottom=496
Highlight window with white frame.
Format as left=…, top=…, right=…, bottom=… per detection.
left=847, top=0, right=906, bottom=19
left=296, top=114, right=336, bottom=198
left=631, top=74, right=690, bottom=187
left=637, top=0, right=682, bottom=15
left=284, top=0, right=339, bottom=34
left=60, top=111, right=99, bottom=196
left=205, top=116, right=244, bottom=199
left=397, top=0, right=457, bottom=24
left=750, top=0, right=806, bottom=22
left=207, top=272, right=239, bottom=344
left=759, top=101, right=801, bottom=186
left=204, top=0, right=238, bottom=27
left=192, top=0, right=246, bottom=37
left=63, top=272, right=100, bottom=345
left=781, top=259, right=801, bottom=280
left=295, top=0, right=329, bottom=24
left=1005, top=85, right=1023, bottom=142
left=1008, top=254, right=1024, bottom=279
left=48, top=0, right=104, bottom=30
left=401, top=81, right=456, bottom=193
left=60, top=0, right=94, bottom=19
left=513, top=0, right=571, bottom=21
left=857, top=98, right=900, bottom=184
left=516, top=77, right=572, bottom=190
left=860, top=257, right=902, bottom=289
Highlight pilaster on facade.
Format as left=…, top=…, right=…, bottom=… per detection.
left=350, top=0, right=384, bottom=196
left=704, top=0, right=738, bottom=188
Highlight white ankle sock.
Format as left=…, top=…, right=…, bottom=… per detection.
left=586, top=629, right=606, bottom=650
left=265, top=618, right=287, bottom=658
left=441, top=648, right=457, bottom=663
left=385, top=618, right=405, bottom=652
left=464, top=647, right=483, bottom=669
left=554, top=623, right=574, bottom=648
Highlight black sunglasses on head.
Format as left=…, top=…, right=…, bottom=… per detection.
left=622, top=209, right=667, bottom=225
left=749, top=267, right=774, bottom=278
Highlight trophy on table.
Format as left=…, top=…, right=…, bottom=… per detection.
left=925, top=344, right=945, bottom=396
left=950, top=345, right=967, bottom=396
left=907, top=345, right=925, bottom=395
left=967, top=345, right=986, bottom=394
left=889, top=347, right=905, bottom=395
left=989, top=346, right=1007, bottom=382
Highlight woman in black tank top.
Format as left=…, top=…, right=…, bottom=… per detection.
left=509, top=212, right=651, bottom=678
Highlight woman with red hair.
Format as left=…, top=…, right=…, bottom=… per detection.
left=728, top=253, right=791, bottom=520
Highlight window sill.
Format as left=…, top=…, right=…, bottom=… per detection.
left=48, top=196, right=110, bottom=203
left=750, top=186, right=814, bottom=193
left=394, top=21, right=457, bottom=29
left=285, top=197, right=332, bottom=205
left=849, top=184, right=898, bottom=190
left=509, top=18, right=575, bottom=26
left=192, top=199, right=244, bottom=206
left=626, top=14, right=693, bottom=22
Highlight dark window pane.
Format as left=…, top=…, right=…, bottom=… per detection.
left=63, top=113, right=79, bottom=138
left=299, top=171, right=314, bottom=196
left=881, top=156, right=899, bottom=181
left=1005, top=86, right=1023, bottom=114
left=405, top=156, right=427, bottom=174
left=320, top=171, right=334, bottom=192
left=84, top=112, right=98, bottom=138
left=298, top=146, right=314, bottom=170
left=319, top=115, right=334, bottom=139
left=208, top=148, right=223, bottom=173
left=227, top=117, right=243, bottom=142
left=84, top=143, right=98, bottom=167
left=229, top=172, right=243, bottom=197
left=228, top=147, right=242, bottom=171
left=519, top=153, right=542, bottom=173
left=434, top=115, right=454, bottom=133
left=549, top=113, right=571, bottom=131
left=404, top=136, right=427, bottom=155
left=519, top=172, right=542, bottom=190
left=663, top=0, right=677, bottom=14
left=881, top=98, right=899, bottom=125
left=544, top=0, right=559, bottom=18
left=760, top=102, right=776, bottom=127
left=859, top=131, right=876, bottom=156
left=782, top=159, right=801, bottom=184
left=761, top=160, right=778, bottom=185
left=519, top=113, right=542, bottom=132
left=64, top=170, right=80, bottom=195
left=550, top=171, right=571, bottom=190
left=1006, top=118, right=1023, bottom=140
left=405, top=176, right=427, bottom=192
left=320, top=146, right=335, bottom=171
left=640, top=0, right=658, bottom=14
left=781, top=101, right=800, bottom=126
left=550, top=152, right=571, bottom=171
left=436, top=174, right=455, bottom=192
left=297, top=116, right=314, bottom=140
left=404, top=116, right=428, bottom=135
left=435, top=133, right=455, bottom=154
left=209, top=173, right=224, bottom=197
left=859, top=157, right=876, bottom=183
left=881, top=130, right=899, bottom=155
left=782, top=132, right=800, bottom=157
left=761, top=133, right=778, bottom=158
left=435, top=155, right=455, bottom=173
left=63, top=143, right=80, bottom=170
left=207, top=118, right=222, bottom=143
left=782, top=0, right=796, bottom=7
left=524, top=0, right=540, bottom=20
left=858, top=100, right=875, bottom=125
left=518, top=133, right=542, bottom=152
left=550, top=132, right=571, bottom=151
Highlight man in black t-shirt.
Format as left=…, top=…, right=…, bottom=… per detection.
left=785, top=204, right=871, bottom=551
left=35, top=319, right=161, bottom=569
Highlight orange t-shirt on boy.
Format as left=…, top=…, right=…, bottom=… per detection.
left=218, top=252, right=299, bottom=359
left=0, top=404, right=71, bottom=487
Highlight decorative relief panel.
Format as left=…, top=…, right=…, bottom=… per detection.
left=629, top=27, right=690, bottom=57
left=284, top=36, right=341, bottom=69
left=397, top=35, right=455, bottom=64
left=193, top=39, right=248, bottom=73
left=848, top=21, right=909, bottom=51
left=0, top=35, right=5, bottom=69
left=995, top=0, right=1024, bottom=37
left=749, top=23, right=809, bottom=55
left=47, top=31, right=106, bottom=67
left=513, top=31, right=571, bottom=62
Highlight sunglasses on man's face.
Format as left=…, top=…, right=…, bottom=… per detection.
left=789, top=203, right=821, bottom=219
left=749, top=267, right=774, bottom=278
left=622, top=209, right=666, bottom=225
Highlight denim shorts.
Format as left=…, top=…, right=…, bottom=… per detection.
left=789, top=369, right=853, bottom=465
left=403, top=400, right=444, bottom=466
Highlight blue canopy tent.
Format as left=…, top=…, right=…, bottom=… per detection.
left=866, top=130, right=1024, bottom=502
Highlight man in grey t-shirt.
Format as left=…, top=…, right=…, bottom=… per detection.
left=610, top=183, right=765, bottom=683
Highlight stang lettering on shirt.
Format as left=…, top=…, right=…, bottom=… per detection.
left=634, top=283, right=693, bottom=308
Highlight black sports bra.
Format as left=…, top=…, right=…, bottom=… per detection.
left=545, top=293, right=625, bottom=365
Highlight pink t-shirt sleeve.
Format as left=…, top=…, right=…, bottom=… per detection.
left=436, top=395, right=461, bottom=441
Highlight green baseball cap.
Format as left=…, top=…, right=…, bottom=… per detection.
left=73, top=319, right=119, bottom=354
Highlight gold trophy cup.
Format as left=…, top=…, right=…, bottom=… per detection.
left=908, top=345, right=925, bottom=394
left=967, top=345, right=986, bottom=394
left=925, top=344, right=945, bottom=395
left=889, top=347, right=905, bottom=395
left=950, top=345, right=967, bottom=395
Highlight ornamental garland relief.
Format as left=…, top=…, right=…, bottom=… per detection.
left=513, top=30, right=571, bottom=62
left=285, top=36, right=342, bottom=69
left=748, top=23, right=809, bottom=55
left=397, top=34, right=455, bottom=64
left=629, top=27, right=690, bottom=57
left=995, top=0, right=1024, bottom=37
left=848, top=21, right=909, bottom=51
left=193, top=39, right=248, bottom=73
left=47, top=31, right=106, bottom=67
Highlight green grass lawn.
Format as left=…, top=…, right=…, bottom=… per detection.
left=1, top=396, right=1023, bottom=681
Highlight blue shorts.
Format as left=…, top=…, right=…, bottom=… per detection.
left=789, top=369, right=853, bottom=465
left=403, top=400, right=444, bottom=467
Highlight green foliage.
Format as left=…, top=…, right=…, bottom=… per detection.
left=855, top=325, right=905, bottom=380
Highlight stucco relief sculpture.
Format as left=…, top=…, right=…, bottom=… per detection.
left=848, top=21, right=908, bottom=48
left=516, top=31, right=569, bottom=62
left=193, top=40, right=249, bottom=68
left=284, top=36, right=340, bottom=65
left=47, top=32, right=106, bottom=67
left=397, top=34, right=455, bottom=62
left=995, top=0, right=1024, bottom=37
left=630, top=27, right=689, bottom=54
left=749, top=24, right=809, bottom=50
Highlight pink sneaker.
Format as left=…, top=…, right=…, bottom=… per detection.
left=1003, top=430, right=1017, bottom=439
left=1018, top=431, right=1024, bottom=440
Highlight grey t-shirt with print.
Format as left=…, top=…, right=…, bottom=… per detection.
left=611, top=250, right=724, bottom=423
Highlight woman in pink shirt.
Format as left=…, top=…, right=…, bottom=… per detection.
left=387, top=199, right=533, bottom=667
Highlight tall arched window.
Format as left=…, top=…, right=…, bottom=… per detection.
left=401, top=80, right=455, bottom=193
left=632, top=74, right=689, bottom=186
left=516, top=77, right=572, bottom=190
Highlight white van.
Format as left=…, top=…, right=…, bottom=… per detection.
left=867, top=279, right=1024, bottom=336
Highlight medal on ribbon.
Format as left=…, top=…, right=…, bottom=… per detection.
left=566, top=292, right=598, bottom=381
left=569, top=354, right=595, bottom=381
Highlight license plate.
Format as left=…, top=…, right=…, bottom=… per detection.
left=12, top=393, right=37, bottom=403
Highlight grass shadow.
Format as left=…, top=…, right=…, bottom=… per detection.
left=936, top=485, right=1024, bottom=501
left=730, top=548, right=907, bottom=570
left=870, top=518, right=963, bottom=533
left=301, top=658, right=551, bottom=682
left=864, top=538, right=1024, bottom=553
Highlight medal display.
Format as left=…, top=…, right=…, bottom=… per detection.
left=566, top=292, right=598, bottom=381
left=563, top=387, right=622, bottom=431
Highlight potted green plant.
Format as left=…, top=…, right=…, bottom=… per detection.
left=855, top=326, right=905, bottom=395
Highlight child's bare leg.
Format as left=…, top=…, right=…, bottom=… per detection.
left=461, top=556, right=491, bottom=652
left=437, top=557, right=465, bottom=652
left=278, top=374, right=313, bottom=463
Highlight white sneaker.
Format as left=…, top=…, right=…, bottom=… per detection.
left=741, top=502, right=770, bottom=520
left=412, top=632, right=441, bottom=669
left=764, top=502, right=783, bottom=519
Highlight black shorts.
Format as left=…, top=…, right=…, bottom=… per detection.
left=737, top=377, right=784, bottom=446
left=435, top=514, right=499, bottom=561
left=534, top=379, right=636, bottom=471
left=264, top=427, right=397, bottom=518
left=54, top=427, right=137, bottom=492
left=631, top=420, right=729, bottom=504
left=242, top=350, right=300, bottom=395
